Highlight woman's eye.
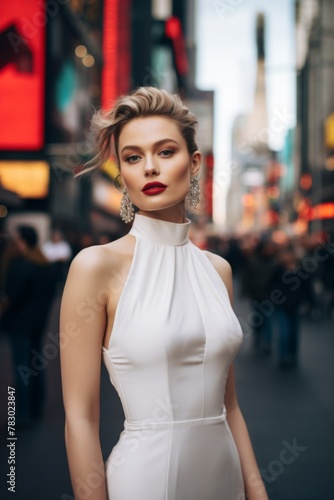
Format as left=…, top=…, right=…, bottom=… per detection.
left=159, top=149, right=174, bottom=157
left=125, top=155, right=141, bottom=163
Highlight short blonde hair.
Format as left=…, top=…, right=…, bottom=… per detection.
left=82, top=86, right=199, bottom=176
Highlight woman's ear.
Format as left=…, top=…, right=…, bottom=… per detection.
left=114, top=172, right=125, bottom=191
left=191, top=151, right=202, bottom=177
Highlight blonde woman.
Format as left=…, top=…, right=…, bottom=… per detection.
left=60, top=87, right=268, bottom=500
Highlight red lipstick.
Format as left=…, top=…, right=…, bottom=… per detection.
left=142, top=182, right=167, bottom=196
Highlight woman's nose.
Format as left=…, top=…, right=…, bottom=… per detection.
left=144, top=157, right=159, bottom=176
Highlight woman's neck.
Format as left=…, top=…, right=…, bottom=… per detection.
left=137, top=203, right=187, bottom=224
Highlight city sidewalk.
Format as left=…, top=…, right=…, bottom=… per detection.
left=1, top=283, right=333, bottom=499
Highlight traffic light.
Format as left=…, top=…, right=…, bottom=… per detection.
left=152, top=16, right=189, bottom=76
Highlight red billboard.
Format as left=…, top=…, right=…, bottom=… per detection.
left=0, top=0, right=45, bottom=150
left=102, top=0, right=131, bottom=110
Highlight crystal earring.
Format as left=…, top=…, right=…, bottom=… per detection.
left=120, top=187, right=134, bottom=223
left=186, top=176, right=201, bottom=208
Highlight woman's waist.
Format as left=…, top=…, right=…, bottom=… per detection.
left=123, top=409, right=227, bottom=431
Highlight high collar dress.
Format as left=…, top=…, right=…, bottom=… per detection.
left=102, top=213, right=245, bottom=500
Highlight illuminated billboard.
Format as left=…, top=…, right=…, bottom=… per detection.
left=0, top=0, right=45, bottom=150
left=102, top=0, right=131, bottom=109
left=0, top=161, right=49, bottom=198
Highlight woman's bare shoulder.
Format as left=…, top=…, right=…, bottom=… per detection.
left=69, top=234, right=136, bottom=278
left=203, top=250, right=233, bottom=300
left=203, top=251, right=232, bottom=277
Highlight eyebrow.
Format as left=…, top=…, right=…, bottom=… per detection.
left=120, top=138, right=179, bottom=155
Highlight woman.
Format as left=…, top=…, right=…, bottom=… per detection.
left=60, top=87, right=268, bottom=500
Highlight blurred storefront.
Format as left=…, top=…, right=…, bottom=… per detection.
left=0, top=1, right=48, bottom=239
left=47, top=0, right=133, bottom=236
left=0, top=0, right=133, bottom=241
left=295, top=0, right=334, bottom=235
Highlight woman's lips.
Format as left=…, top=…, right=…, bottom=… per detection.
left=142, top=183, right=167, bottom=196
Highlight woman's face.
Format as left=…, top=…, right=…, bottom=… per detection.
left=118, top=116, right=201, bottom=222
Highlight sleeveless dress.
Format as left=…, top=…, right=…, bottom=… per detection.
left=102, top=213, right=245, bottom=500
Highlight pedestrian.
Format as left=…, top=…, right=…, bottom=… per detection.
left=1, top=225, right=57, bottom=426
left=42, top=228, right=72, bottom=264
left=42, top=228, right=72, bottom=284
left=272, top=248, right=307, bottom=367
left=241, top=238, right=278, bottom=353
left=60, top=87, right=268, bottom=500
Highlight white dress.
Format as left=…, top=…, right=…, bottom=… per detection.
left=102, top=213, right=245, bottom=500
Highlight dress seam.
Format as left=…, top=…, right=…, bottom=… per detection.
left=185, top=247, right=208, bottom=419
left=165, top=425, right=174, bottom=500
left=162, top=247, right=175, bottom=500
left=202, top=325, right=208, bottom=418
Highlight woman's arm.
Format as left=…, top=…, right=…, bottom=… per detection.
left=205, top=252, right=268, bottom=500
left=225, top=364, right=268, bottom=499
left=60, top=247, right=110, bottom=500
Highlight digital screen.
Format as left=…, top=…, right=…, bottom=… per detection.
left=0, top=161, right=49, bottom=198
left=0, top=0, right=45, bottom=150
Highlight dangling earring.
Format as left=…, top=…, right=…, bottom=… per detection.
left=186, top=176, right=201, bottom=208
left=120, top=187, right=134, bottom=223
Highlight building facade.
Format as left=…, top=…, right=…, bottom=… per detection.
left=295, top=0, right=334, bottom=234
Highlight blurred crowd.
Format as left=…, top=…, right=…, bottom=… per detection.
left=207, top=230, right=334, bottom=367
left=0, top=224, right=122, bottom=427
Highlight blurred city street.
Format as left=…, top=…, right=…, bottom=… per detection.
left=1, top=279, right=333, bottom=500
left=1, top=0, right=334, bottom=499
